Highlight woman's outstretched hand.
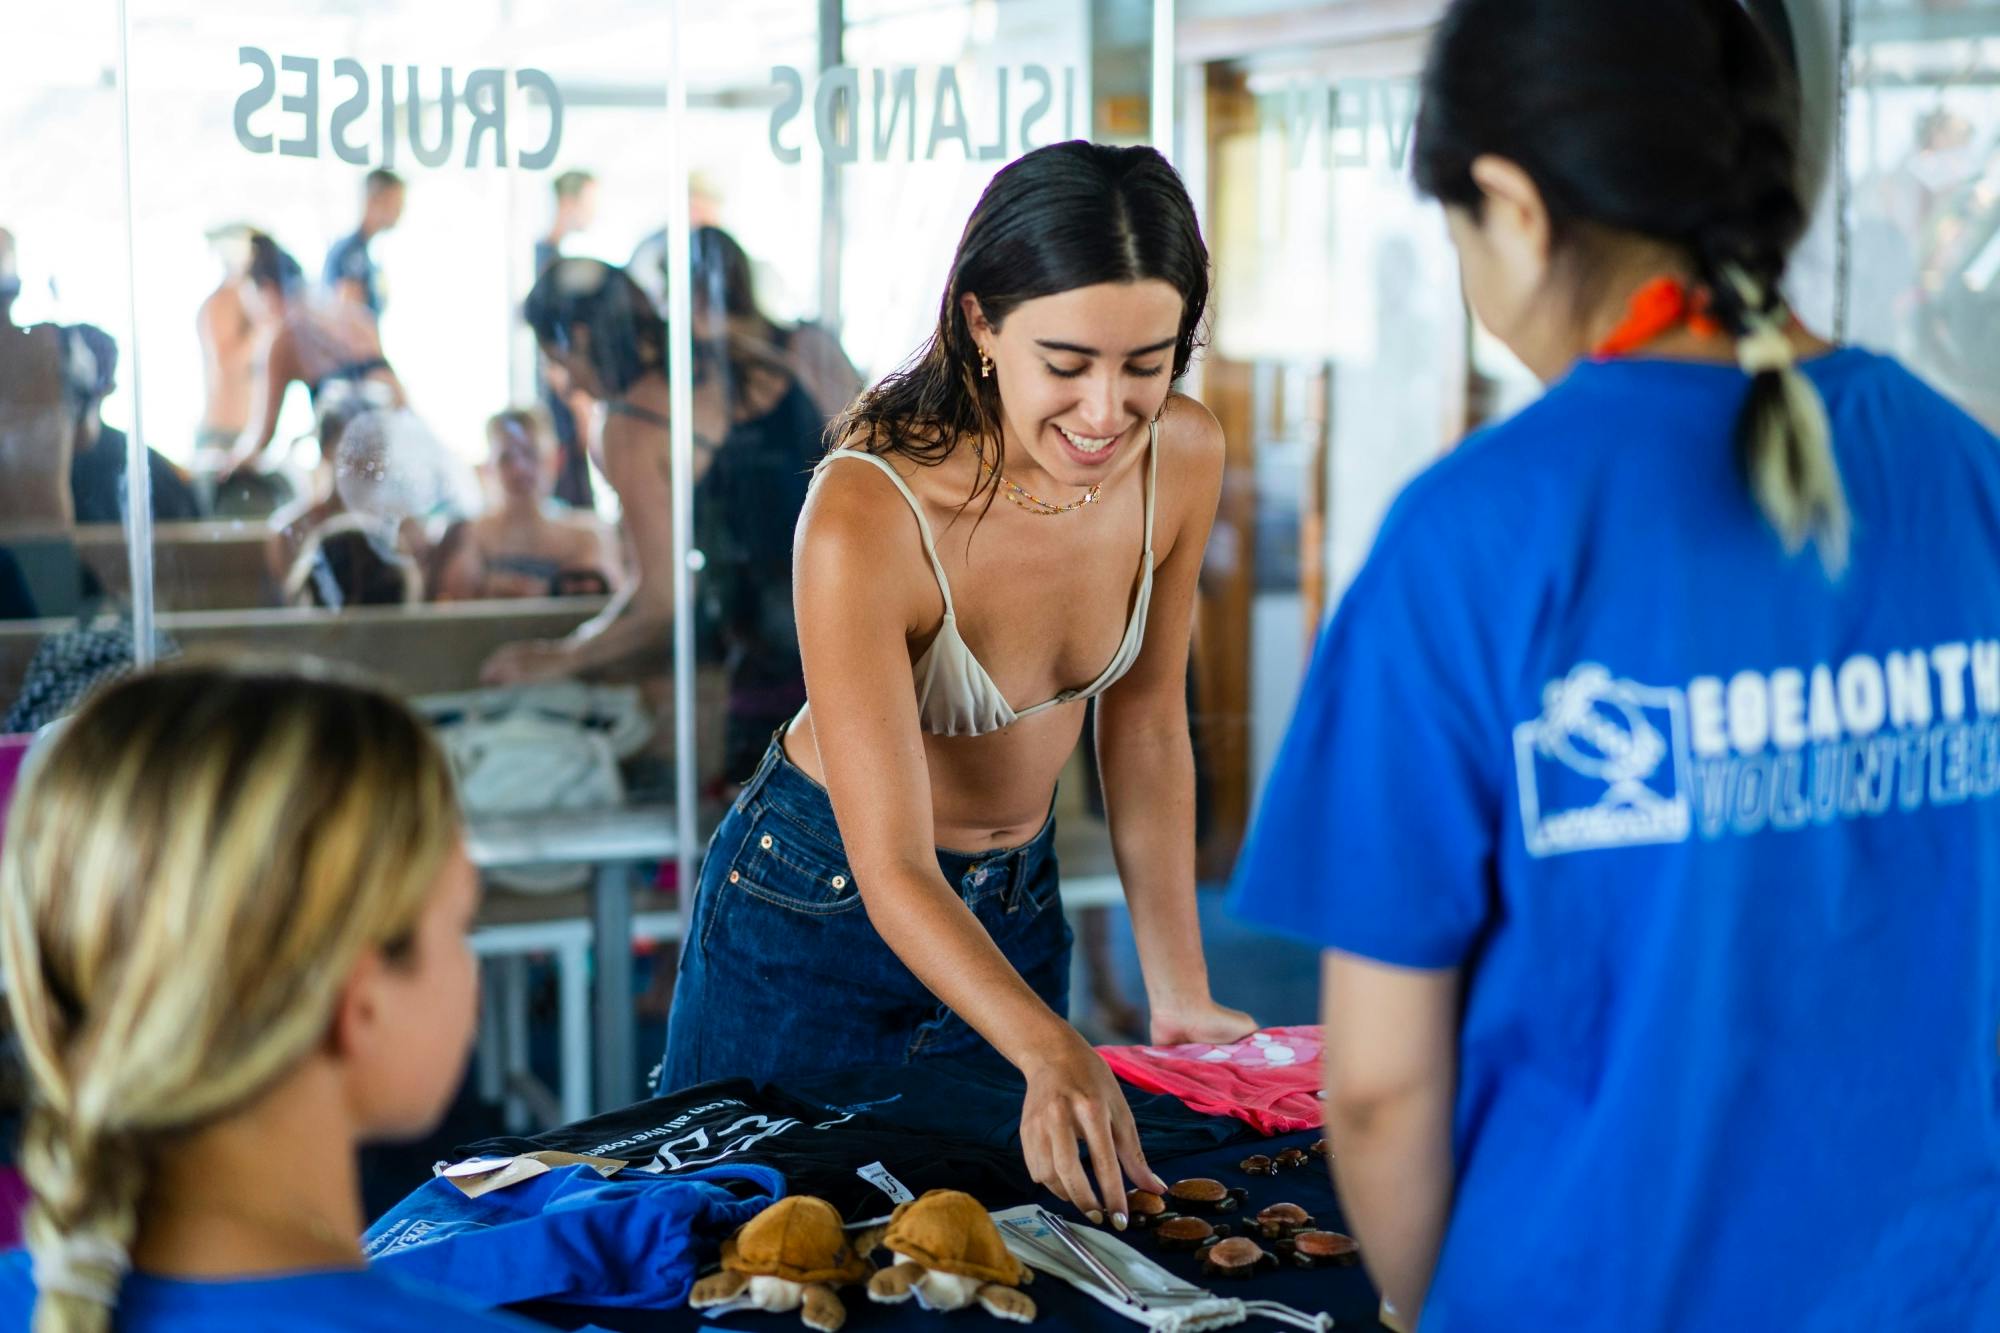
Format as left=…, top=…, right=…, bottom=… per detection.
left=1019, top=1030, right=1167, bottom=1228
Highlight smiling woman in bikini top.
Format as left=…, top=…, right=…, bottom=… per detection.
left=662, top=140, right=1257, bottom=1227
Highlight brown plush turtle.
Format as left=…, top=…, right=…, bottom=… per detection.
left=865, top=1190, right=1036, bottom=1323
left=1165, top=1178, right=1247, bottom=1214
left=1196, top=1235, right=1280, bottom=1280
left=1278, top=1230, right=1361, bottom=1270
left=691, top=1197, right=873, bottom=1332
left=1253, top=1203, right=1314, bottom=1240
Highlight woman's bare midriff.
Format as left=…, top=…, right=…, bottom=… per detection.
left=784, top=703, right=1087, bottom=851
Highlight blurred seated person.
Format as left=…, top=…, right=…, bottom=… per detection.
left=266, top=396, right=372, bottom=589
left=218, top=233, right=405, bottom=479
left=0, top=227, right=73, bottom=527
left=433, top=407, right=623, bottom=601
left=64, top=324, right=202, bottom=525
left=283, top=512, right=423, bottom=610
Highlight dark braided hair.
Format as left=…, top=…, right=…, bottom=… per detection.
left=1414, top=0, right=1848, bottom=574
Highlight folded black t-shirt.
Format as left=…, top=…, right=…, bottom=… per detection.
left=771, top=1052, right=1258, bottom=1157
left=452, top=1081, right=1032, bottom=1222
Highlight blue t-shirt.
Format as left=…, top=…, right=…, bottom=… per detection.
left=0, top=1251, right=539, bottom=1330
left=324, top=232, right=381, bottom=315
left=1232, top=349, right=2000, bottom=1332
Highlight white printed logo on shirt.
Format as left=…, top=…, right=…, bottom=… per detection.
left=1515, top=664, right=1692, bottom=857
left=1516, top=642, right=2000, bottom=856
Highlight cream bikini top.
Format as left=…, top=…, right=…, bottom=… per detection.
left=820, top=421, right=1159, bottom=737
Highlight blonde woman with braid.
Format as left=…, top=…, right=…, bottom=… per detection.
left=1232, top=1, right=2000, bottom=1329
left=0, top=663, right=538, bottom=1332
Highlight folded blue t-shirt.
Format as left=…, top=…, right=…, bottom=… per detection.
left=0, top=1251, right=540, bottom=1330
left=365, top=1162, right=781, bottom=1310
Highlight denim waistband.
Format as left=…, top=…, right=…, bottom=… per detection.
left=736, top=728, right=1058, bottom=889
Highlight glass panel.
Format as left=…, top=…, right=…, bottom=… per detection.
left=2, top=2, right=144, bottom=735
left=1193, top=23, right=1466, bottom=878
left=1841, top=0, right=2000, bottom=429
left=116, top=0, right=679, bottom=1109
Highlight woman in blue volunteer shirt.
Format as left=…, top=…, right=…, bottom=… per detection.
left=0, top=664, right=538, bottom=1332
left=1232, top=1, right=2000, bottom=1329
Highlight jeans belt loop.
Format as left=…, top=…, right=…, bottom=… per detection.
left=736, top=733, right=785, bottom=811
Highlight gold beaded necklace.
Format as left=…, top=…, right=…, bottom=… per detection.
left=975, top=446, right=1101, bottom=516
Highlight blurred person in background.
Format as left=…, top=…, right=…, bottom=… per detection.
left=196, top=223, right=272, bottom=457
left=64, top=323, right=201, bottom=526
left=536, top=170, right=601, bottom=510
left=432, top=407, right=623, bottom=601
left=325, top=169, right=405, bottom=319
left=219, top=233, right=405, bottom=482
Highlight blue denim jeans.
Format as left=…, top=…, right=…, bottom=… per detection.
left=660, top=731, right=1072, bottom=1092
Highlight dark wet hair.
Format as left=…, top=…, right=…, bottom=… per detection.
left=524, top=259, right=664, bottom=397
left=690, top=226, right=765, bottom=327
left=62, top=324, right=118, bottom=412
left=1414, top=0, right=1847, bottom=573
left=832, top=141, right=1209, bottom=501
left=246, top=232, right=303, bottom=294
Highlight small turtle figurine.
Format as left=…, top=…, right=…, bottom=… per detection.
left=1309, top=1139, right=1331, bottom=1160
left=1253, top=1203, right=1314, bottom=1240
left=1153, top=1216, right=1230, bottom=1253
left=1272, top=1148, right=1312, bottom=1171
left=1238, top=1153, right=1277, bottom=1177
left=1278, top=1230, right=1361, bottom=1270
left=1165, top=1178, right=1248, bottom=1215
left=1126, top=1190, right=1170, bottom=1228
left=1196, top=1235, right=1280, bottom=1280
left=690, top=1197, right=873, bottom=1333
left=866, top=1190, right=1037, bottom=1323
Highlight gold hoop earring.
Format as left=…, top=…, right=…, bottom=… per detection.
left=979, top=350, right=993, bottom=380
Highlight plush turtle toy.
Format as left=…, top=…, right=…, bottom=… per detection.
left=691, top=1197, right=874, bottom=1332
left=864, top=1190, right=1037, bottom=1323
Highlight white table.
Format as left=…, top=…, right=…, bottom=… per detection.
left=467, top=806, right=678, bottom=1117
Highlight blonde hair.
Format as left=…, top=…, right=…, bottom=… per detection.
left=0, top=660, right=460, bottom=1333
left=1717, top=265, right=1850, bottom=577
left=486, top=405, right=554, bottom=451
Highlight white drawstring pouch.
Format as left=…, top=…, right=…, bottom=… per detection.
left=989, top=1206, right=1334, bottom=1333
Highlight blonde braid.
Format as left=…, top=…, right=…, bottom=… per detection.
left=17, top=1110, right=141, bottom=1333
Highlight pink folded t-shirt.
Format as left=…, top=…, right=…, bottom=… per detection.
left=1097, top=1025, right=1323, bottom=1135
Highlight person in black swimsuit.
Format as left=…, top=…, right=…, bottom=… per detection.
left=483, top=257, right=831, bottom=779
left=218, top=234, right=405, bottom=480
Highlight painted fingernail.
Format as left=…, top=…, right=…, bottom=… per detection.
left=1087, top=1210, right=1105, bottom=1225
left=1112, top=1213, right=1128, bottom=1231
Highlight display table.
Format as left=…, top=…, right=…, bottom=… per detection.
left=516, top=1130, right=1386, bottom=1333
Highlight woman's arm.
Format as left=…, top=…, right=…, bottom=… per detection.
left=799, top=461, right=1162, bottom=1222
left=1096, top=400, right=1256, bottom=1044
left=480, top=416, right=672, bottom=682
left=1321, top=950, right=1459, bottom=1324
